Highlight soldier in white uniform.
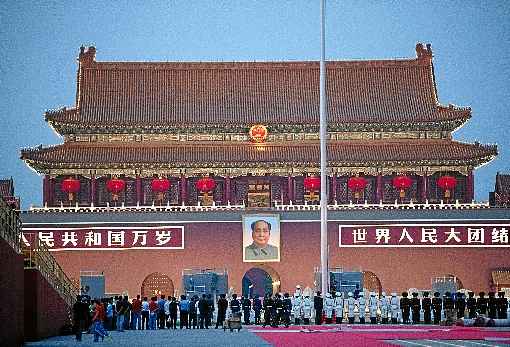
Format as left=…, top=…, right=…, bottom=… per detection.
left=291, top=292, right=303, bottom=325
left=302, top=294, right=312, bottom=325
left=294, top=285, right=302, bottom=297
left=390, top=292, right=400, bottom=324
left=324, top=292, right=335, bottom=324
left=369, top=292, right=379, bottom=324
left=334, top=292, right=344, bottom=324
left=379, top=292, right=390, bottom=324
left=347, top=292, right=356, bottom=324
left=358, top=292, right=366, bottom=324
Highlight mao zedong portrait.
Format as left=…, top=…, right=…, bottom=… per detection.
left=244, top=219, right=279, bottom=261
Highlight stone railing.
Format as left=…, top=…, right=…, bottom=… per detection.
left=0, top=197, right=21, bottom=253
left=22, top=233, right=78, bottom=307
left=274, top=200, right=491, bottom=211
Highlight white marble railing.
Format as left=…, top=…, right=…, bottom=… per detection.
left=24, top=199, right=493, bottom=213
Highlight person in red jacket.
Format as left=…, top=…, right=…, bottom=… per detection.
left=92, top=299, right=110, bottom=342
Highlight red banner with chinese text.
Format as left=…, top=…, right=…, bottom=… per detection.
left=339, top=224, right=509, bottom=247
left=22, top=226, right=184, bottom=251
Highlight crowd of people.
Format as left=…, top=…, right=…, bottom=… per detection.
left=72, top=286, right=509, bottom=342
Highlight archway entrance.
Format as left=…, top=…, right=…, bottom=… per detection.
left=242, top=266, right=280, bottom=298
left=141, top=272, right=174, bottom=298
left=362, top=270, right=382, bottom=296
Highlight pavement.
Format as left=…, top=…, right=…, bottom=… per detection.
left=23, top=325, right=510, bottom=347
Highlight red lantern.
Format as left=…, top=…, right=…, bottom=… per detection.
left=196, top=177, right=216, bottom=193
left=151, top=178, right=171, bottom=202
left=61, top=177, right=80, bottom=201
left=392, top=175, right=413, bottom=198
left=347, top=176, right=368, bottom=200
left=106, top=178, right=126, bottom=201
left=304, top=176, right=321, bottom=201
left=437, top=176, right=457, bottom=200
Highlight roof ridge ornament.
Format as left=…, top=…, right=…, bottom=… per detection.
left=79, top=46, right=96, bottom=66
left=415, top=42, right=433, bottom=60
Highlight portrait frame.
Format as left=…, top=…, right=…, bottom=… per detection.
left=242, top=213, right=280, bottom=263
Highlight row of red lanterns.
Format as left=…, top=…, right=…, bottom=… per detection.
left=61, top=177, right=217, bottom=201
left=304, top=175, right=458, bottom=199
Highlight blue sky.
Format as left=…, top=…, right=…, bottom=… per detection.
left=1, top=0, right=509, bottom=208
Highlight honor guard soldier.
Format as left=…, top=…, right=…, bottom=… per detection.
left=314, top=291, right=324, bottom=325
left=347, top=292, right=356, bottom=324
left=253, top=296, right=262, bottom=325
left=369, top=292, right=378, bottom=324
left=432, top=292, right=442, bottom=324
left=282, top=293, right=292, bottom=327
left=379, top=292, right=389, bottom=324
left=324, top=293, right=335, bottom=324
left=230, top=294, right=241, bottom=315
left=274, top=294, right=284, bottom=327
left=455, top=292, right=466, bottom=319
left=294, top=285, right=302, bottom=297
left=488, top=292, right=498, bottom=319
left=497, top=292, right=508, bottom=319
left=358, top=292, right=366, bottom=324
left=411, top=292, right=421, bottom=324
left=291, top=292, right=303, bottom=325
left=390, top=293, right=400, bottom=324
left=422, top=292, right=432, bottom=324
left=262, top=294, right=273, bottom=327
left=302, top=294, right=313, bottom=324
left=242, top=296, right=252, bottom=325
left=466, top=292, right=477, bottom=318
left=334, top=292, right=344, bottom=324
left=400, top=292, right=411, bottom=324
left=477, top=292, right=488, bottom=316
left=443, top=292, right=455, bottom=324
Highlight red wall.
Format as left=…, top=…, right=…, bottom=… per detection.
left=0, top=239, right=24, bottom=346
left=49, top=220, right=510, bottom=297
left=24, top=269, right=72, bottom=341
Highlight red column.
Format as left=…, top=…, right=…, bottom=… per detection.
left=421, top=174, right=428, bottom=203
left=180, top=176, right=187, bottom=205
left=466, top=170, right=474, bottom=202
left=331, top=175, right=337, bottom=203
left=135, top=176, right=142, bottom=204
left=287, top=176, right=294, bottom=203
left=90, top=176, right=96, bottom=205
left=376, top=173, right=383, bottom=202
left=43, top=175, right=50, bottom=205
left=49, top=176, right=55, bottom=206
left=223, top=176, right=231, bottom=204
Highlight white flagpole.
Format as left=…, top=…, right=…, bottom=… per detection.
left=320, top=0, right=329, bottom=297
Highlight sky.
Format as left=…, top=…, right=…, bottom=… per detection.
left=0, top=0, right=509, bottom=208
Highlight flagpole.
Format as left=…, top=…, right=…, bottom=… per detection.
left=319, top=0, right=329, bottom=297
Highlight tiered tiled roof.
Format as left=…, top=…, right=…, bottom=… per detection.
left=45, top=44, right=470, bottom=134
left=21, top=139, right=496, bottom=173
left=0, top=178, right=14, bottom=198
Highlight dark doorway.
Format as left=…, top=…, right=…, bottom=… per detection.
left=242, top=267, right=275, bottom=298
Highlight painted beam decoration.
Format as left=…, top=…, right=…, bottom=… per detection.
left=22, top=225, right=184, bottom=250
left=339, top=223, right=510, bottom=247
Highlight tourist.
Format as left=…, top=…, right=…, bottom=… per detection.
left=141, top=297, right=149, bottom=330
left=122, top=296, right=131, bottom=330
left=73, top=295, right=88, bottom=342
left=168, top=297, right=178, bottom=329
left=116, top=296, right=125, bottom=332
left=179, top=294, right=190, bottom=329
left=216, top=294, right=228, bottom=329
left=131, top=295, right=142, bottom=330
left=105, top=299, right=114, bottom=330
left=164, top=296, right=171, bottom=328
left=148, top=296, right=158, bottom=330
left=206, top=294, right=214, bottom=328
left=157, top=295, right=166, bottom=329
left=92, top=299, right=110, bottom=342
left=198, top=294, right=209, bottom=329
left=189, top=295, right=198, bottom=329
